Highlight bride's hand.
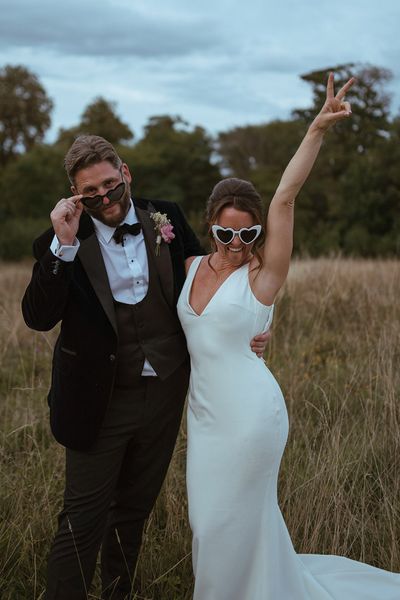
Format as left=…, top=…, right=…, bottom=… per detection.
left=311, top=72, right=355, bottom=132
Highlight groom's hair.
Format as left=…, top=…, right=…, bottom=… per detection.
left=64, top=135, right=122, bottom=184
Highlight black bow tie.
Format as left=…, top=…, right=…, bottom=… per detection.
left=113, top=222, right=142, bottom=244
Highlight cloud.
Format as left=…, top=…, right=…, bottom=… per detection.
left=2, top=0, right=400, bottom=142
left=0, top=0, right=220, bottom=58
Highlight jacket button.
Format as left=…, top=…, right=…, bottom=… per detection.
left=109, top=354, right=116, bottom=362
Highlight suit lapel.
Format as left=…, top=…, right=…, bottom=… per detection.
left=135, top=205, right=175, bottom=308
left=77, top=216, right=118, bottom=335
left=75, top=203, right=175, bottom=333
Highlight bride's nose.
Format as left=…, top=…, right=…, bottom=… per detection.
left=231, top=234, right=242, bottom=246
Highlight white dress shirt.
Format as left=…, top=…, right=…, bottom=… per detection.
left=51, top=200, right=157, bottom=376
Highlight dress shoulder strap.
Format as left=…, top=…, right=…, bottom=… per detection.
left=186, top=255, right=203, bottom=282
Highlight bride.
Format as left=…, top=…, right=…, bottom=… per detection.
left=176, top=74, right=400, bottom=599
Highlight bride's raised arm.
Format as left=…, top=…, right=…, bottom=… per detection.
left=258, top=73, right=354, bottom=302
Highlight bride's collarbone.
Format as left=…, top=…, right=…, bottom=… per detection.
left=202, top=262, right=238, bottom=286
left=192, top=265, right=225, bottom=295
left=190, top=259, right=275, bottom=310
left=189, top=262, right=233, bottom=312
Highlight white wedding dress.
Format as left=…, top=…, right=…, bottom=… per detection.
left=177, top=256, right=400, bottom=600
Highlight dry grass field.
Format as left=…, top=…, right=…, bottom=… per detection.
left=0, top=258, right=399, bottom=599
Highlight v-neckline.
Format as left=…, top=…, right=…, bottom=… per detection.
left=187, top=256, right=247, bottom=317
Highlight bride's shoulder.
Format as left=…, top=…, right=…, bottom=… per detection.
left=184, top=255, right=207, bottom=275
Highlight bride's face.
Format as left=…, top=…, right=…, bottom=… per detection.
left=213, top=206, right=258, bottom=266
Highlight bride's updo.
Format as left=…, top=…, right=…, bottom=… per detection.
left=206, top=178, right=265, bottom=261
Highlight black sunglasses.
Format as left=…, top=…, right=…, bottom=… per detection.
left=80, top=175, right=126, bottom=210
left=211, top=225, right=262, bottom=245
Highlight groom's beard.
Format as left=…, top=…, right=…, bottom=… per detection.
left=84, top=185, right=131, bottom=227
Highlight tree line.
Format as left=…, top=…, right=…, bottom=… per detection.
left=0, top=63, right=399, bottom=260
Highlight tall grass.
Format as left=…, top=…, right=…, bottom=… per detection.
left=0, top=258, right=399, bottom=599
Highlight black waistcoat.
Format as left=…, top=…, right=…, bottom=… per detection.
left=113, top=234, right=188, bottom=385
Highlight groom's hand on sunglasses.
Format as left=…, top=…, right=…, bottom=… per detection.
left=51, top=195, right=83, bottom=247
left=250, top=329, right=272, bottom=358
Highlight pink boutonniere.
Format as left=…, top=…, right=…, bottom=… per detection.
left=150, top=212, right=175, bottom=255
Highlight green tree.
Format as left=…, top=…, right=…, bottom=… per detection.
left=56, top=97, right=133, bottom=146
left=0, top=65, right=53, bottom=166
left=217, top=119, right=305, bottom=202
left=0, top=144, right=68, bottom=221
left=0, top=143, right=69, bottom=260
left=292, top=63, right=396, bottom=255
left=293, top=63, right=392, bottom=154
left=216, top=63, right=398, bottom=256
left=336, top=116, right=400, bottom=255
left=122, top=115, right=220, bottom=216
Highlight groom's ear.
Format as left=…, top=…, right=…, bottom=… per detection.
left=71, top=185, right=77, bottom=195
left=122, top=163, right=132, bottom=184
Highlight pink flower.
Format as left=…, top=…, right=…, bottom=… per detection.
left=160, top=223, right=175, bottom=243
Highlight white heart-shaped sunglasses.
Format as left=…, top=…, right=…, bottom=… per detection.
left=211, top=224, right=262, bottom=245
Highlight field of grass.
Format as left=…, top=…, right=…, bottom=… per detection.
left=1, top=258, right=399, bottom=599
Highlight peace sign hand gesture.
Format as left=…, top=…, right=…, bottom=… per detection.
left=312, top=72, right=355, bottom=132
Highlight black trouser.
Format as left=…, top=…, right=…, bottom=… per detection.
left=45, top=360, right=189, bottom=600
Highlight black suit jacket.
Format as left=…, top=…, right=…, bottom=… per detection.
left=21, top=198, right=204, bottom=450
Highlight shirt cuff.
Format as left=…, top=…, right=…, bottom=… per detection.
left=50, top=235, right=80, bottom=262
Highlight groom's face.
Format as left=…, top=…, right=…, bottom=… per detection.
left=72, top=160, right=132, bottom=227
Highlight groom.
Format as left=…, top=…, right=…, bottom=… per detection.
left=22, top=135, right=269, bottom=600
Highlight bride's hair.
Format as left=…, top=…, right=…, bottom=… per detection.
left=206, top=178, right=265, bottom=269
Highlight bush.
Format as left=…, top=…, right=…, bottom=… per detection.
left=0, top=218, right=49, bottom=260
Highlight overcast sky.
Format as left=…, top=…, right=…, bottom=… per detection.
left=1, top=0, right=399, bottom=142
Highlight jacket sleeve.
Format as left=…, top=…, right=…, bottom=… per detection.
left=173, top=203, right=206, bottom=258
left=21, top=231, right=75, bottom=331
